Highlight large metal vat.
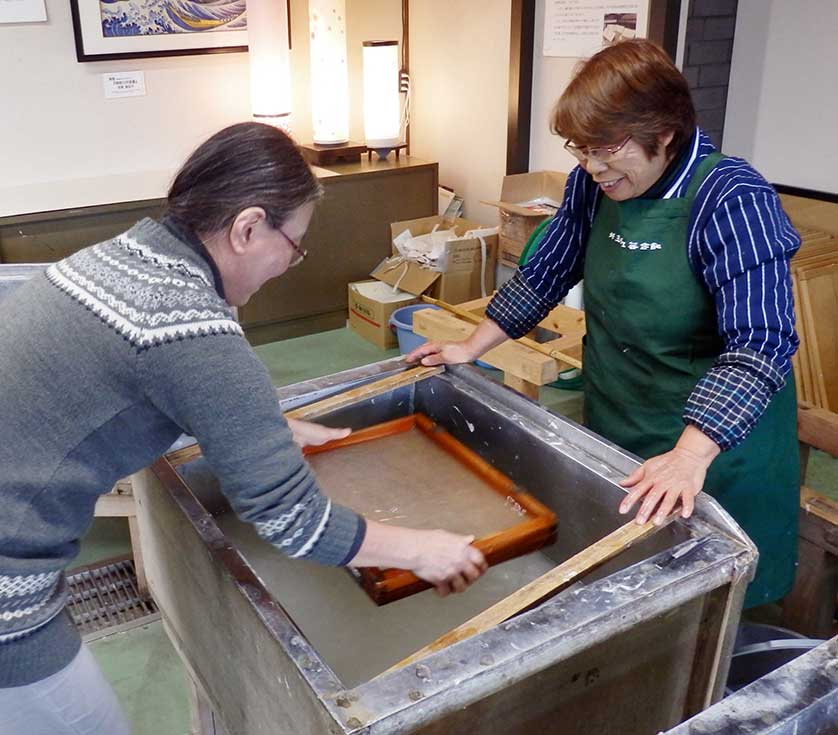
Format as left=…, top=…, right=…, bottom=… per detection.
left=133, top=359, right=758, bottom=734
left=663, top=635, right=838, bottom=734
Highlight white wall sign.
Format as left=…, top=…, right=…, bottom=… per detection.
left=102, top=71, right=146, bottom=100
left=543, top=0, right=647, bottom=58
left=0, top=0, right=46, bottom=23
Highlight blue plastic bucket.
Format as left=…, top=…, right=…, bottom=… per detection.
left=389, top=304, right=440, bottom=355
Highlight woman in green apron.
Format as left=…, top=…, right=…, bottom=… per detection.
left=408, top=39, right=800, bottom=609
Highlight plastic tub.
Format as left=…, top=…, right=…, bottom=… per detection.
left=389, top=304, right=440, bottom=355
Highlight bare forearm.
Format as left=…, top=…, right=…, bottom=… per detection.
left=348, top=520, right=487, bottom=595
left=349, top=519, right=419, bottom=568
left=407, top=317, right=510, bottom=367
left=463, top=318, right=509, bottom=360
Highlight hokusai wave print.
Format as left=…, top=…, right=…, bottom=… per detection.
left=99, top=0, right=247, bottom=37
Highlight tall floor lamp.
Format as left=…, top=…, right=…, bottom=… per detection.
left=247, top=0, right=292, bottom=131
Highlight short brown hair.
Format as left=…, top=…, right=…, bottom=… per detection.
left=551, top=39, right=696, bottom=159
left=165, top=122, right=323, bottom=237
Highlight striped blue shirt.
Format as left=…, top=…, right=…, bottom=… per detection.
left=486, top=129, right=800, bottom=451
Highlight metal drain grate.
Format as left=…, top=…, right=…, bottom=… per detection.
left=67, top=556, right=158, bottom=638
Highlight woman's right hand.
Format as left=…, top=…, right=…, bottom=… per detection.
left=406, top=340, right=476, bottom=367
left=406, top=317, right=510, bottom=368
left=408, top=529, right=488, bottom=596
left=349, top=520, right=488, bottom=596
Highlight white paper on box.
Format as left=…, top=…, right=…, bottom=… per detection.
left=353, top=281, right=416, bottom=303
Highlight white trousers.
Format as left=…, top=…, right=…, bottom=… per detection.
left=0, top=645, right=130, bottom=735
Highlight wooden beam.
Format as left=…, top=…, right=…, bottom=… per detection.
left=798, top=401, right=838, bottom=456
left=285, top=365, right=442, bottom=421
left=504, top=373, right=540, bottom=400
left=421, top=296, right=583, bottom=370
left=94, top=492, right=136, bottom=518
left=387, top=516, right=674, bottom=673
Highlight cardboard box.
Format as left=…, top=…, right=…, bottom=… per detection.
left=483, top=171, right=568, bottom=266
left=348, top=280, right=419, bottom=349
left=370, top=216, right=497, bottom=305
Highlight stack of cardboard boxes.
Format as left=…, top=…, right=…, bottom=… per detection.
left=348, top=215, right=498, bottom=349
left=348, top=171, right=568, bottom=349
left=483, top=171, right=568, bottom=267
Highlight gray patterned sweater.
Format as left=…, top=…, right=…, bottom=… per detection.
left=0, top=218, right=365, bottom=687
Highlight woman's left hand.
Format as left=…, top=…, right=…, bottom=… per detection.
left=618, top=425, right=720, bottom=526
left=287, top=418, right=351, bottom=448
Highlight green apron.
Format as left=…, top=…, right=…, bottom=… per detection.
left=582, top=153, right=799, bottom=608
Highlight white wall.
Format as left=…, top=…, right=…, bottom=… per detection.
left=528, top=0, right=580, bottom=173
left=725, top=0, right=838, bottom=192
left=408, top=0, right=511, bottom=225
left=0, top=0, right=401, bottom=216
left=529, top=0, right=652, bottom=173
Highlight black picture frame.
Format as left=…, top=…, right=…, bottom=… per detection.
left=69, top=0, right=291, bottom=63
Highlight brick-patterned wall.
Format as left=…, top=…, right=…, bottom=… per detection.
left=682, top=0, right=738, bottom=150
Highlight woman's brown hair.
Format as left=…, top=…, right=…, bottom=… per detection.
left=552, top=39, right=696, bottom=159
left=165, top=122, right=323, bottom=237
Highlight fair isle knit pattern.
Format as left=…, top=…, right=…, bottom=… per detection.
left=0, top=573, right=65, bottom=643
left=46, top=231, right=243, bottom=350
left=0, top=218, right=365, bottom=686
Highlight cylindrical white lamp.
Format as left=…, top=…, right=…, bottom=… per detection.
left=309, top=0, right=349, bottom=145
left=362, top=40, right=401, bottom=152
left=248, top=0, right=292, bottom=132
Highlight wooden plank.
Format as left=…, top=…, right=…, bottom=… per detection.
left=93, top=492, right=136, bottom=517
left=798, top=401, right=838, bottom=457
left=413, top=308, right=559, bottom=384
left=798, top=277, right=829, bottom=408
left=800, top=486, right=838, bottom=538
left=538, top=303, right=586, bottom=337
left=128, top=515, right=148, bottom=596
left=504, top=373, right=540, bottom=399
left=780, top=193, right=838, bottom=237
left=285, top=365, right=443, bottom=421
left=781, top=535, right=838, bottom=639
left=791, top=351, right=802, bottom=400
left=445, top=296, right=586, bottom=340
left=386, top=516, right=674, bottom=673
left=792, top=274, right=816, bottom=404
left=798, top=263, right=838, bottom=411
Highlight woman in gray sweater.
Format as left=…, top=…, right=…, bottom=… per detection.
left=0, top=123, right=485, bottom=734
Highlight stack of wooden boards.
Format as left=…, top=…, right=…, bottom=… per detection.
left=791, top=226, right=838, bottom=409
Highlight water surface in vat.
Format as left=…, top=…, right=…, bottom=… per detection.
left=214, top=511, right=556, bottom=687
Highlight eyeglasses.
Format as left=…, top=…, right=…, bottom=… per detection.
left=278, top=227, right=308, bottom=268
left=564, top=136, right=632, bottom=164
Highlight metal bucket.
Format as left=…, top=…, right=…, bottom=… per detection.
left=726, top=622, right=825, bottom=694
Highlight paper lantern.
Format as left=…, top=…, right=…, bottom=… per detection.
left=248, top=0, right=292, bottom=132
left=309, top=0, right=349, bottom=145
left=362, top=40, right=401, bottom=151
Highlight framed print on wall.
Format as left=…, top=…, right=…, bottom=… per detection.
left=69, top=0, right=291, bottom=62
